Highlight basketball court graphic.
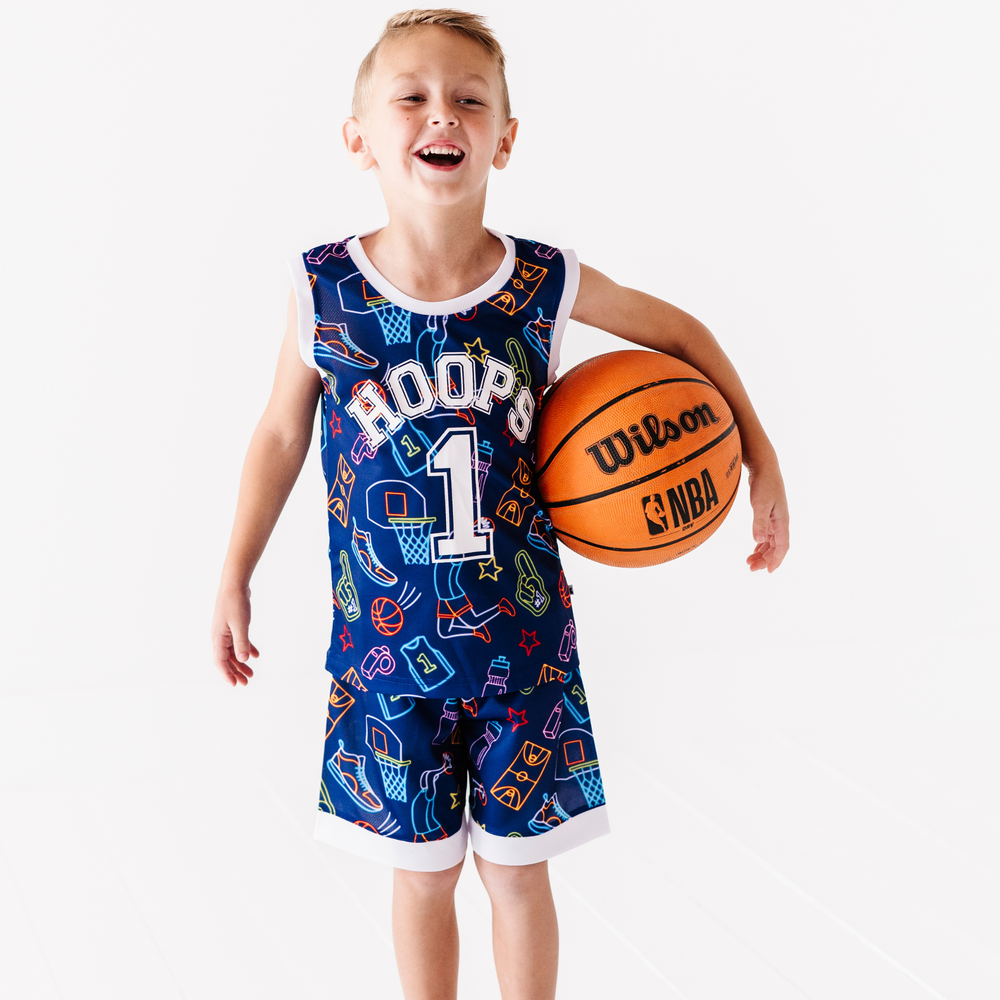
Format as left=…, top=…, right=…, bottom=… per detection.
left=490, top=741, right=551, bottom=810
left=485, top=258, right=548, bottom=315
left=327, top=453, right=355, bottom=528
left=337, top=269, right=412, bottom=345
left=411, top=752, right=455, bottom=841
left=366, top=479, right=435, bottom=566
left=400, top=635, right=456, bottom=693
left=366, top=715, right=411, bottom=804
left=496, top=458, right=535, bottom=526
left=555, top=728, right=605, bottom=808
left=335, top=550, right=362, bottom=622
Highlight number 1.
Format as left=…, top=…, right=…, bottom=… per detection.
left=426, top=428, right=493, bottom=562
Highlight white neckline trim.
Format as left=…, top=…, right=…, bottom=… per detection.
left=346, top=228, right=515, bottom=315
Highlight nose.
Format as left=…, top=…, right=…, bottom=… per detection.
left=428, top=103, right=457, bottom=127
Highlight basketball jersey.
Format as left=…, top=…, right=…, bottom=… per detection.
left=288, top=230, right=581, bottom=700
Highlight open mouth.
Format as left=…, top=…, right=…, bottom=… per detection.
left=417, top=145, right=465, bottom=167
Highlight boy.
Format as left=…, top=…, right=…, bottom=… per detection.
left=211, top=9, right=789, bottom=999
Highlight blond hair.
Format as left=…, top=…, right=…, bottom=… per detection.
left=353, top=9, right=510, bottom=123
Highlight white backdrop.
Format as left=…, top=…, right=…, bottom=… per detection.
left=2, top=2, right=998, bottom=992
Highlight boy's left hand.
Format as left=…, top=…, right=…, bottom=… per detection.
left=745, top=461, right=789, bottom=573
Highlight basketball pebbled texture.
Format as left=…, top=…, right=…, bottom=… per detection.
left=536, top=351, right=742, bottom=568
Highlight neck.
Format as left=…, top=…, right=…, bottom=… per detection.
left=360, top=197, right=505, bottom=303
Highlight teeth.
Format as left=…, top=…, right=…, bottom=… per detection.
left=421, top=145, right=462, bottom=156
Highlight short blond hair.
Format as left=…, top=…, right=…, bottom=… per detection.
left=353, top=9, right=511, bottom=123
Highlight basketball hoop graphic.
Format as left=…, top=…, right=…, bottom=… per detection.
left=555, top=728, right=605, bottom=809
left=337, top=270, right=412, bottom=345
left=366, top=715, right=411, bottom=803
left=367, top=480, right=436, bottom=565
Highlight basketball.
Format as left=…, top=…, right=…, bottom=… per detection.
left=371, top=597, right=404, bottom=636
left=535, top=351, right=741, bottom=568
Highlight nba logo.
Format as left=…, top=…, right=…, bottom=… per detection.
left=641, top=494, right=669, bottom=536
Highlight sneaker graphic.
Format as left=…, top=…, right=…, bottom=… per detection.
left=327, top=740, right=383, bottom=813
left=351, top=519, right=398, bottom=586
left=526, top=510, right=559, bottom=555
left=315, top=322, right=379, bottom=370
left=528, top=792, right=571, bottom=834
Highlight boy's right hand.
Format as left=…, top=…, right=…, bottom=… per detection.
left=211, top=584, right=259, bottom=686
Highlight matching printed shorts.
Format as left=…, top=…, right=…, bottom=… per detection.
left=313, top=664, right=610, bottom=871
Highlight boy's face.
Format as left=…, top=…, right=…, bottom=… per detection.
left=344, top=26, right=516, bottom=212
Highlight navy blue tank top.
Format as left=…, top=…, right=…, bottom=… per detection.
left=288, top=230, right=580, bottom=699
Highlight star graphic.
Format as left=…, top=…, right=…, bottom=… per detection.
left=328, top=412, right=342, bottom=438
left=339, top=625, right=353, bottom=651
left=502, top=425, right=518, bottom=447
left=464, top=337, right=490, bottom=363
left=478, top=556, right=503, bottom=581
left=519, top=630, right=540, bottom=656
left=507, top=708, right=528, bottom=731
left=450, top=792, right=463, bottom=809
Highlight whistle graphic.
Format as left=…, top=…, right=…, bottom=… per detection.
left=557, top=619, right=577, bottom=662
left=335, top=550, right=361, bottom=622
left=360, top=645, right=396, bottom=681
left=515, top=550, right=550, bottom=616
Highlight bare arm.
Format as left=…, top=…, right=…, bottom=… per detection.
left=211, top=290, right=323, bottom=685
left=571, top=264, right=789, bottom=572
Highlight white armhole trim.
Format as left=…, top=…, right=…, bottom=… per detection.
left=548, top=248, right=579, bottom=385
left=287, top=255, right=320, bottom=372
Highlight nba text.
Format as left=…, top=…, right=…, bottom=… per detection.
left=642, top=468, right=720, bottom=536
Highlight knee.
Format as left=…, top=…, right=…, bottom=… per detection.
left=394, top=858, right=464, bottom=900
left=474, top=854, right=549, bottom=905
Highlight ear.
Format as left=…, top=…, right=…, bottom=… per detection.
left=343, top=117, right=376, bottom=170
left=492, top=118, right=518, bottom=170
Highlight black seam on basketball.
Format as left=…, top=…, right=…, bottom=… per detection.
left=552, top=487, right=737, bottom=552
left=535, top=376, right=717, bottom=481
left=544, top=420, right=738, bottom=508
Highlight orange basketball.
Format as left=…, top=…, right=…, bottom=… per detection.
left=536, top=351, right=741, bottom=568
left=371, top=597, right=404, bottom=636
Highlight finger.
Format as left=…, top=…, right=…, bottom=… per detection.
left=211, top=632, right=239, bottom=684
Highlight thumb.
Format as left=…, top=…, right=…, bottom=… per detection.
left=232, top=626, right=253, bottom=663
left=752, top=513, right=771, bottom=543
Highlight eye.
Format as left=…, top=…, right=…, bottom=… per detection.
left=400, top=95, right=424, bottom=103
left=458, top=98, right=484, bottom=105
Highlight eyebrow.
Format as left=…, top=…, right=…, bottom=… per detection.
left=389, top=72, right=491, bottom=86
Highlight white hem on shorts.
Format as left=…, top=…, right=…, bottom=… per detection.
left=314, top=809, right=470, bottom=872
left=470, top=805, right=610, bottom=866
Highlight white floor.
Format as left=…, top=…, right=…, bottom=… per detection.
left=2, top=631, right=997, bottom=999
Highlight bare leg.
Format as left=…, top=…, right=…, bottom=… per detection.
left=392, top=859, right=465, bottom=1000
left=474, top=854, right=558, bottom=1000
